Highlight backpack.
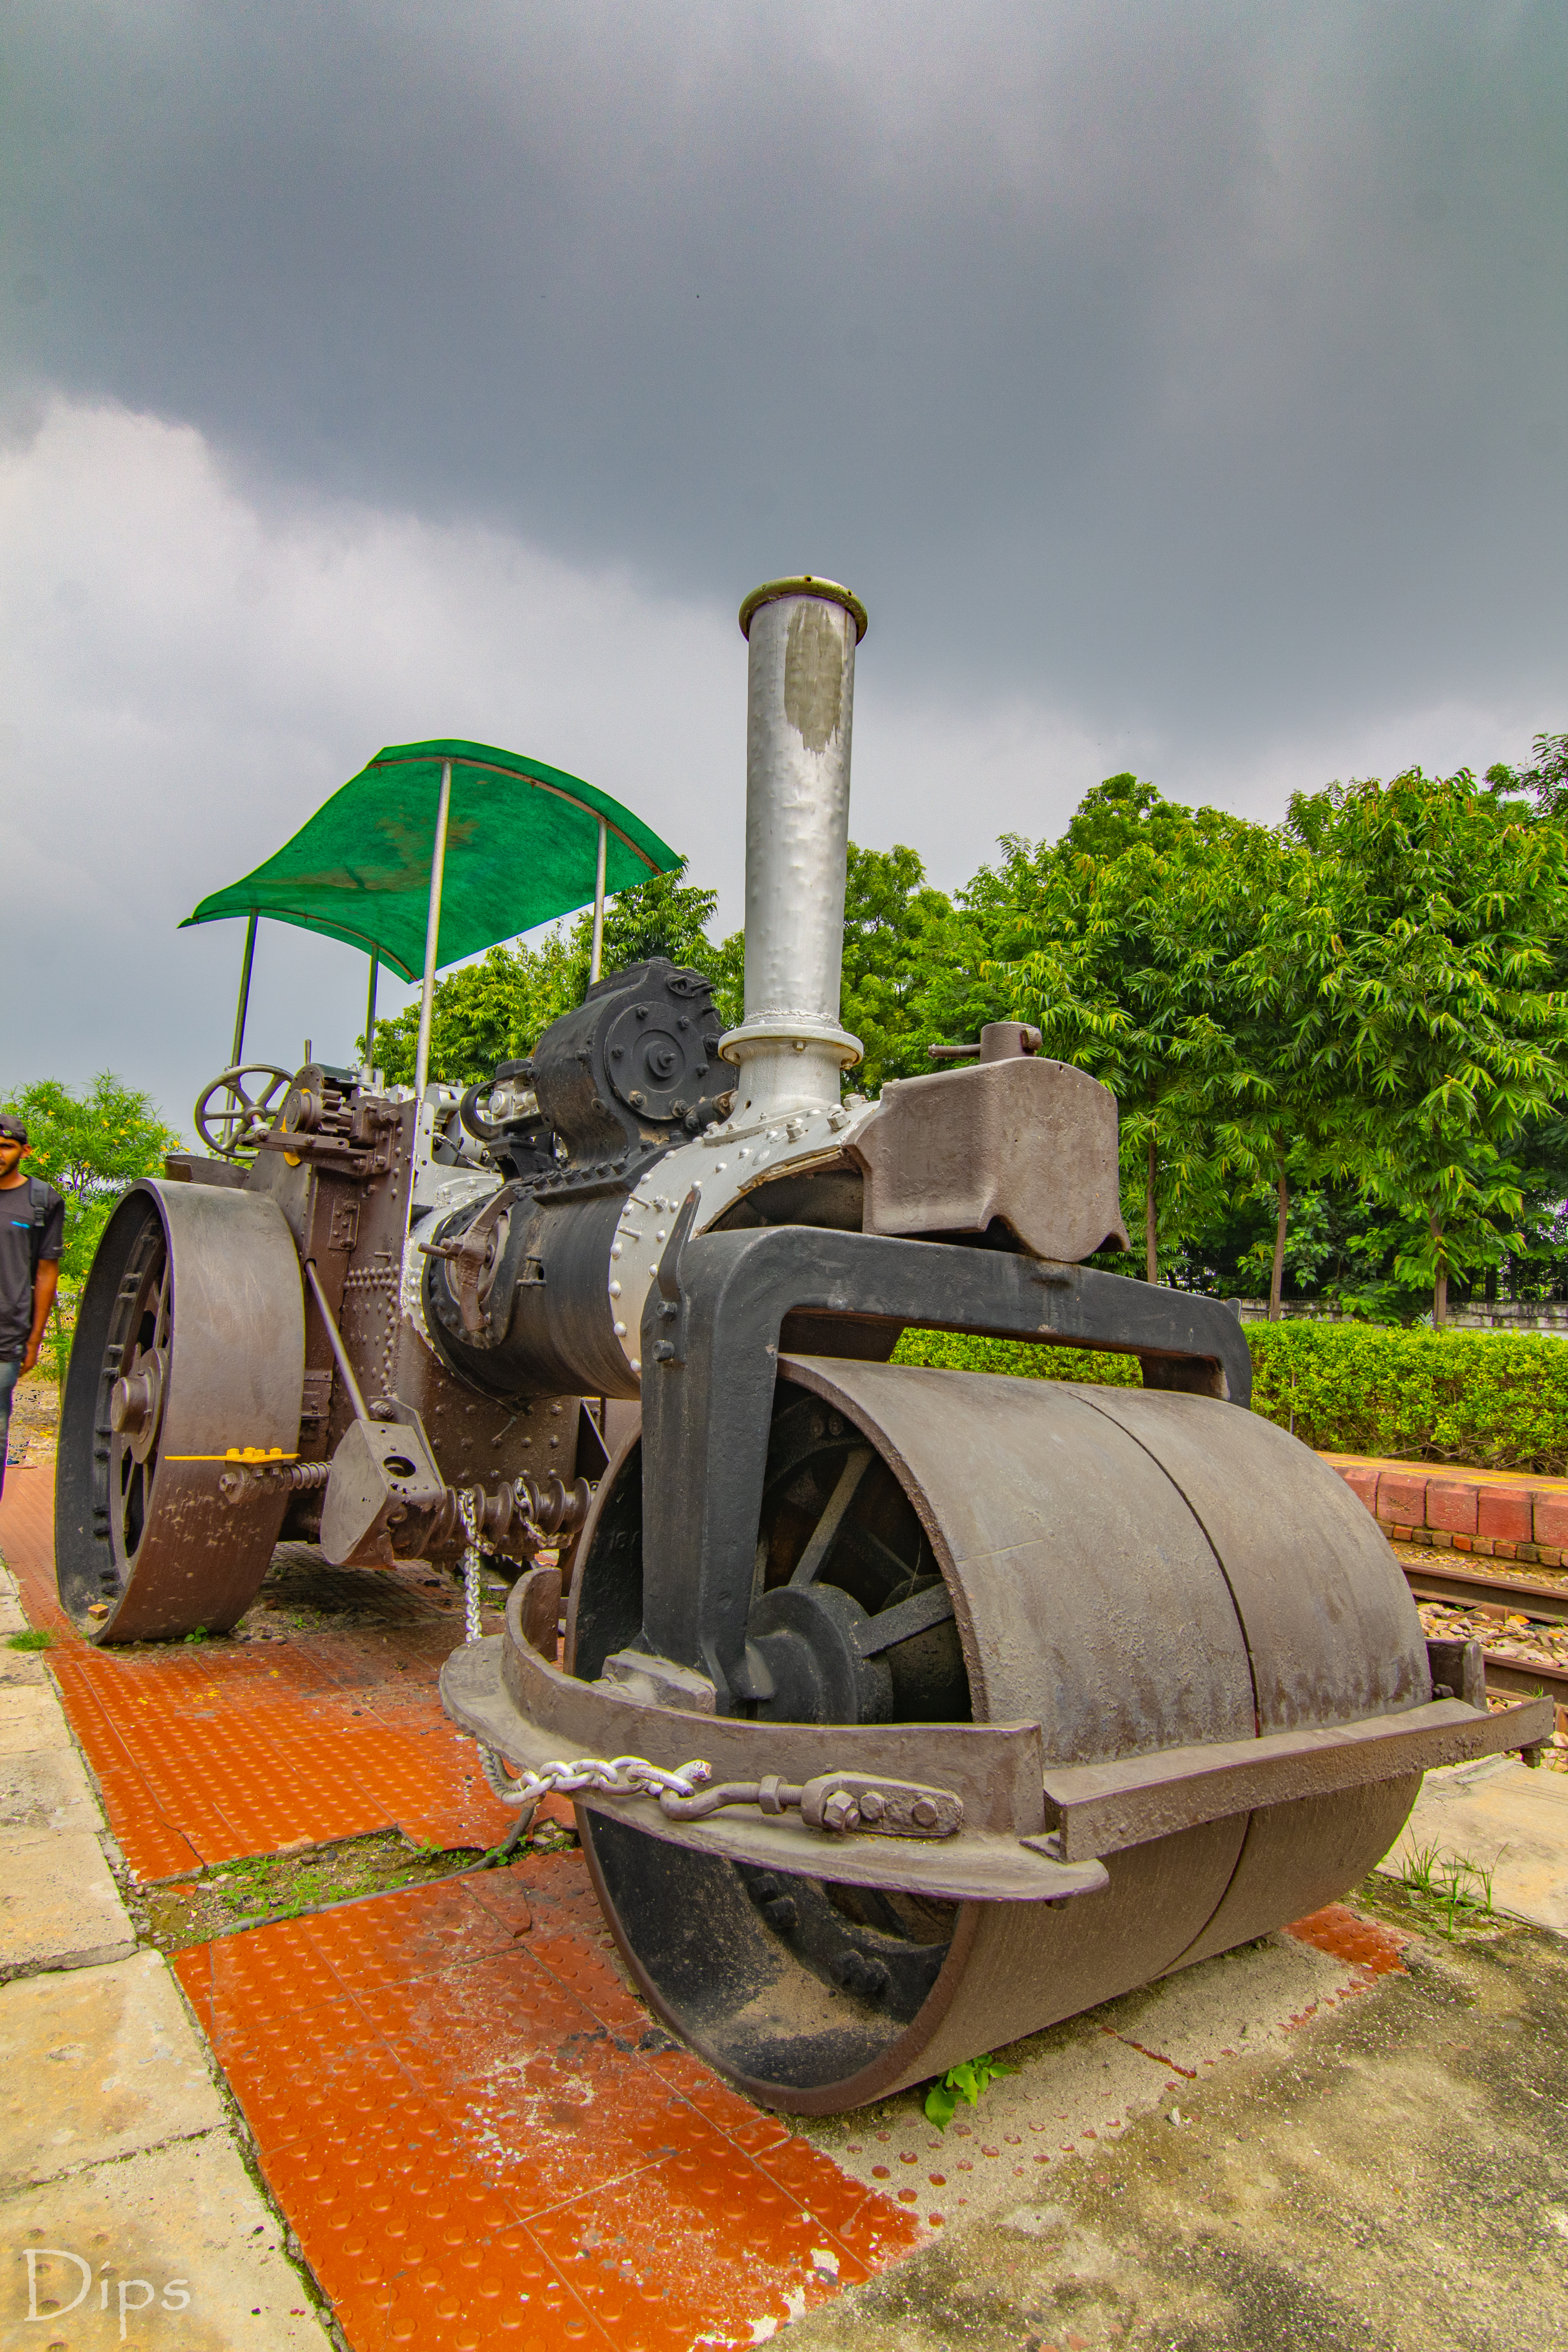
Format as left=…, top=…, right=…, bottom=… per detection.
left=21, top=1178, right=60, bottom=1287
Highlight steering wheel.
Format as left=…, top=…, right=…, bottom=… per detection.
left=194, top=1065, right=294, bottom=1159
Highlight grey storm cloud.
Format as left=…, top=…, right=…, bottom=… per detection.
left=5, top=0, right=1566, bottom=751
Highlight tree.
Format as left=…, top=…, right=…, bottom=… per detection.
left=1201, top=824, right=1362, bottom=1318
left=1295, top=769, right=1568, bottom=1324
left=1487, top=730, right=1568, bottom=819
left=838, top=843, right=953, bottom=1094
left=368, top=862, right=740, bottom=1086
left=912, top=834, right=1056, bottom=1050
left=368, top=931, right=579, bottom=1087
left=0, top=1074, right=181, bottom=1288
left=998, top=779, right=1252, bottom=1280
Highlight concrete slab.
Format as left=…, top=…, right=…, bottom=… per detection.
left=0, top=1690, right=67, bottom=1755
left=0, top=1830, right=135, bottom=1978
left=785, top=1905, right=1568, bottom=2352
left=0, top=1953, right=225, bottom=2193
left=0, top=1603, right=24, bottom=1640
left=0, top=1654, right=47, bottom=1687
left=1380, top=1753, right=1568, bottom=1933
left=0, top=1745, right=100, bottom=1838
left=803, top=1934, right=1365, bottom=2235
left=0, top=2130, right=334, bottom=2350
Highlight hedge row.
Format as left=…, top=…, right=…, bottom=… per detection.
left=890, top=1319, right=1568, bottom=1474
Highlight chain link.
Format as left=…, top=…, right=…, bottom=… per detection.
left=480, top=1751, right=713, bottom=1809
left=458, top=1486, right=485, bottom=1646
left=457, top=1487, right=714, bottom=1821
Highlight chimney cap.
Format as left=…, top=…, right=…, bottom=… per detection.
left=739, top=576, right=868, bottom=643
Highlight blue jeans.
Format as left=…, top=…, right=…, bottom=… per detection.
left=0, top=1360, right=19, bottom=1499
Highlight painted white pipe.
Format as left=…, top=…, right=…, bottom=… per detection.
left=413, top=757, right=453, bottom=1102
left=719, top=577, right=866, bottom=1122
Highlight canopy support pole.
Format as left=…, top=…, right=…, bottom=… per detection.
left=362, top=954, right=379, bottom=1071
left=590, top=817, right=608, bottom=985
left=414, top=758, right=453, bottom=1102
left=231, top=911, right=258, bottom=1070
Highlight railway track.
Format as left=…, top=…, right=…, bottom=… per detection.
left=1395, top=1551, right=1568, bottom=1705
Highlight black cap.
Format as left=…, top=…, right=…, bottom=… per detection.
left=0, top=1115, right=27, bottom=1144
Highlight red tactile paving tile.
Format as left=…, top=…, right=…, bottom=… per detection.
left=0, top=1464, right=72, bottom=1631
left=1285, top=1902, right=1409, bottom=1978
left=177, top=1866, right=916, bottom=2351
left=0, top=1467, right=520, bottom=1877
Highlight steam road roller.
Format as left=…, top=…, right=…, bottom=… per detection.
left=55, top=574, right=1549, bottom=2111
left=435, top=577, right=1551, bottom=2113
left=52, top=959, right=747, bottom=1638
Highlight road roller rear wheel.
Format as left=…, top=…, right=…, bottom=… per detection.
left=56, top=1180, right=305, bottom=1643
left=568, top=1359, right=1428, bottom=2114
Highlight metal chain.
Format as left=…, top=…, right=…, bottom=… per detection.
left=458, top=1486, right=485, bottom=1646
left=478, top=1752, right=714, bottom=1811
left=455, top=1484, right=714, bottom=1817
left=458, top=1485, right=528, bottom=1806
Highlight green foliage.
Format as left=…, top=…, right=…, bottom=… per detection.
left=0, top=1073, right=181, bottom=1285
left=1245, top=1320, right=1568, bottom=1471
left=892, top=1329, right=1139, bottom=1385
left=368, top=861, right=740, bottom=1086
left=370, top=931, right=579, bottom=1086
left=0, top=1074, right=181, bottom=1389
left=1393, top=1844, right=1498, bottom=1938
left=839, top=843, right=953, bottom=1094
left=924, top=2052, right=1016, bottom=2130
left=6, top=1628, right=52, bottom=1651
left=1290, top=770, right=1568, bottom=1317
left=897, top=1319, right=1568, bottom=1473
left=986, top=780, right=1287, bottom=1275
left=909, top=757, right=1568, bottom=1322
left=1491, top=730, right=1568, bottom=820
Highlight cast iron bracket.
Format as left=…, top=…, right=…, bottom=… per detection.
left=637, top=1225, right=1253, bottom=1710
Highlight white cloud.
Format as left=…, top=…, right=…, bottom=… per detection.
left=0, top=396, right=1547, bottom=1138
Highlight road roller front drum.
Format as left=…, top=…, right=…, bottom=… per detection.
left=557, top=1359, right=1433, bottom=2112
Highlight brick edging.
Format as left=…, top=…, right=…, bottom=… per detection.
left=1330, top=1461, right=1568, bottom=1566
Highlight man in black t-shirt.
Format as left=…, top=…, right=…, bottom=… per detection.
left=0, top=1114, right=65, bottom=1499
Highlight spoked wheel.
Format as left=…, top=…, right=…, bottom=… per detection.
left=105, top=1207, right=172, bottom=1575
left=56, top=1181, right=305, bottom=1642
left=193, top=1065, right=294, bottom=1159
left=568, top=1358, right=1428, bottom=2114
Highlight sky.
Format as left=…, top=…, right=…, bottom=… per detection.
left=3, top=1, right=1565, bottom=1137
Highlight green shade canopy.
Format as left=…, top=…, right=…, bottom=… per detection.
left=181, top=738, right=683, bottom=982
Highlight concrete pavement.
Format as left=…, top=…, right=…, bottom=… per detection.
left=0, top=1560, right=332, bottom=2350
left=4, top=1481, right=1568, bottom=2349
left=1380, top=1751, right=1568, bottom=1935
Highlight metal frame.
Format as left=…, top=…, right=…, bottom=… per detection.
left=439, top=1571, right=1552, bottom=1899
left=637, top=1216, right=1254, bottom=1709
left=230, top=911, right=259, bottom=1068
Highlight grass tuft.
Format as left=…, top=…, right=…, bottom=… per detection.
left=1394, top=1841, right=1500, bottom=1937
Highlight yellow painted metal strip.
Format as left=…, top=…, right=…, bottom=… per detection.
left=164, top=1448, right=300, bottom=1463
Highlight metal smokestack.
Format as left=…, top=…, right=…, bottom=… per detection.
left=719, top=576, right=868, bottom=1121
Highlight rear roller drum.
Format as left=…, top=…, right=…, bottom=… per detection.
left=56, top=1180, right=305, bottom=1643
left=568, top=1359, right=1428, bottom=2114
